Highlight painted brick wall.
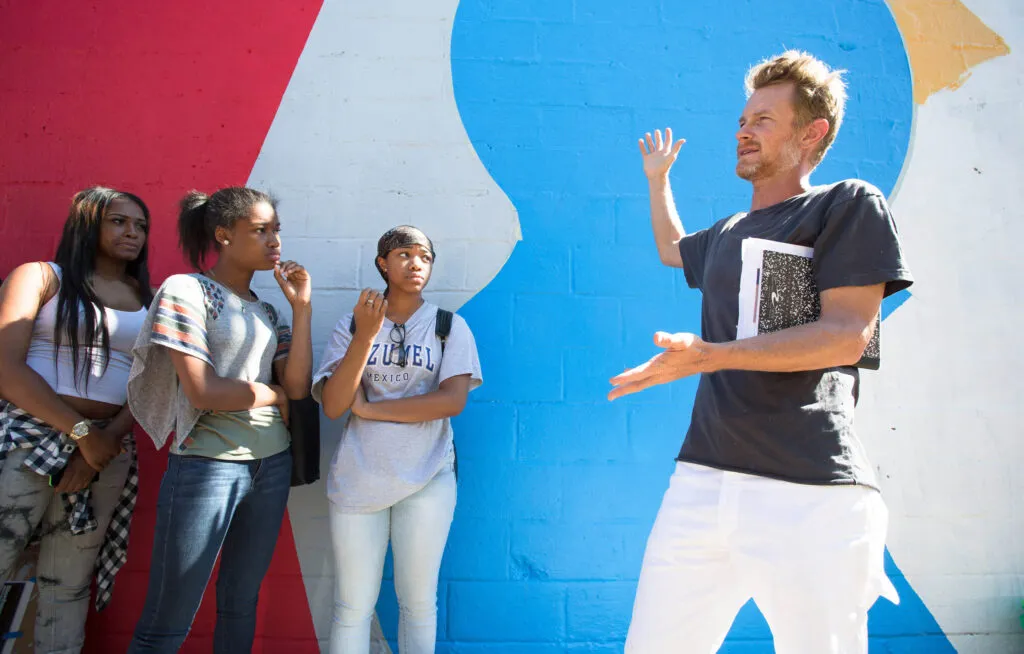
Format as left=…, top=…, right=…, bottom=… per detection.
left=445, top=0, right=918, bottom=651
left=0, top=2, right=324, bottom=652
left=1, top=0, right=1022, bottom=652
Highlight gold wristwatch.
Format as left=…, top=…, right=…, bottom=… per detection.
left=70, top=419, right=91, bottom=441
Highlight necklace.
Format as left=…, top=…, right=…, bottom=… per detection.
left=206, top=270, right=257, bottom=305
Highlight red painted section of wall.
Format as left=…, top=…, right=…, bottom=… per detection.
left=0, top=1, right=321, bottom=282
left=0, top=1, right=323, bottom=649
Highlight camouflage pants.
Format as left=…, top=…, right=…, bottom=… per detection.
left=0, top=447, right=131, bottom=654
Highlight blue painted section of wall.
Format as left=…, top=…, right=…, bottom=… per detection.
left=372, top=0, right=958, bottom=650
left=882, top=289, right=912, bottom=320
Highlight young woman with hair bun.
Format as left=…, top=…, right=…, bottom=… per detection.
left=127, top=186, right=312, bottom=653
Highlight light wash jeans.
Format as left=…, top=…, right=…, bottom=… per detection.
left=328, top=466, right=456, bottom=654
left=0, top=447, right=132, bottom=654
left=625, top=461, right=898, bottom=654
left=128, top=449, right=292, bottom=654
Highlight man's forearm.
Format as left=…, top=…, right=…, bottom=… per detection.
left=705, top=319, right=873, bottom=374
left=648, top=176, right=685, bottom=267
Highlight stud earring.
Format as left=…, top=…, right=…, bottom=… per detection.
left=222, top=240, right=229, bottom=245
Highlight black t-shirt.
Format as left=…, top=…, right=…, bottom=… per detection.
left=677, top=179, right=914, bottom=490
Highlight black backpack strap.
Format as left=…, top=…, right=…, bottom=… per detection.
left=352, top=310, right=452, bottom=342
left=435, top=309, right=453, bottom=354
left=434, top=308, right=457, bottom=480
left=352, top=311, right=451, bottom=337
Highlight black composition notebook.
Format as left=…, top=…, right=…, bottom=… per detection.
left=737, top=238, right=880, bottom=370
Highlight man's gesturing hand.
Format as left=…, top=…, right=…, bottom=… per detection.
left=608, top=332, right=713, bottom=400
left=640, top=128, right=685, bottom=181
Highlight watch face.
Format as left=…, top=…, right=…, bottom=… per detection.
left=72, top=422, right=89, bottom=438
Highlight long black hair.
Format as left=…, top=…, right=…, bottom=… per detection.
left=375, top=225, right=435, bottom=297
left=177, top=186, right=277, bottom=270
left=53, top=186, right=153, bottom=390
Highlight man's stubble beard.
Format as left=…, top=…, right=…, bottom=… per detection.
left=735, top=139, right=802, bottom=182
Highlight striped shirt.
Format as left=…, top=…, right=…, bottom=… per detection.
left=128, top=274, right=291, bottom=455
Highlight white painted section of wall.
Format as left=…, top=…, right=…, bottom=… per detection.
left=244, top=0, right=518, bottom=643
left=248, top=0, right=519, bottom=347
left=860, top=1, right=1024, bottom=651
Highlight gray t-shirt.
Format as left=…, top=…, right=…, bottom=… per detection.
left=128, top=274, right=292, bottom=456
left=312, top=302, right=482, bottom=513
left=677, top=180, right=913, bottom=490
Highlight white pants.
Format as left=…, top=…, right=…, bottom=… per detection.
left=625, top=462, right=898, bottom=654
left=328, top=467, right=456, bottom=654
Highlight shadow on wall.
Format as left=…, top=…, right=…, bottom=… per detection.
left=350, top=0, right=961, bottom=651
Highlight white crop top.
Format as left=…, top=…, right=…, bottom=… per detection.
left=24, top=263, right=147, bottom=405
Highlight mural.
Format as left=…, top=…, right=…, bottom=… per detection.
left=0, top=0, right=1020, bottom=652
left=447, top=0, right=927, bottom=651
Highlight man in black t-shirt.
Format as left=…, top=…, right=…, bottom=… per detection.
left=609, top=52, right=913, bottom=654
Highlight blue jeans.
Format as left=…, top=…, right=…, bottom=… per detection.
left=128, top=449, right=292, bottom=654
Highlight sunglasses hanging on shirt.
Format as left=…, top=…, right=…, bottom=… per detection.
left=389, top=323, right=407, bottom=368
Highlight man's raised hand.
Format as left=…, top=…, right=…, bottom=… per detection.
left=640, top=128, right=685, bottom=181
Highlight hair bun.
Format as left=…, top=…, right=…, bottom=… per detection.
left=180, top=190, right=210, bottom=214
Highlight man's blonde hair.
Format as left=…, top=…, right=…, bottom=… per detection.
left=745, top=51, right=847, bottom=166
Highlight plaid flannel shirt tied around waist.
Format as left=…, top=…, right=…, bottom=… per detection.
left=0, top=400, right=139, bottom=610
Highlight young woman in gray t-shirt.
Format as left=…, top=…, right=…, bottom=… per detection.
left=127, top=187, right=313, bottom=652
left=313, top=226, right=482, bottom=654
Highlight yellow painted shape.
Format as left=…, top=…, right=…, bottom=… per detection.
left=888, top=0, right=1010, bottom=103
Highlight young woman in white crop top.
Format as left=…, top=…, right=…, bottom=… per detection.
left=0, top=186, right=152, bottom=652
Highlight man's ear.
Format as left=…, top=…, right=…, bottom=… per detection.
left=802, top=117, right=830, bottom=153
